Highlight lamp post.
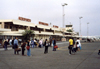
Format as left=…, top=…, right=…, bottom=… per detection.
left=79, top=17, right=83, bottom=36
left=87, top=22, right=89, bottom=38
left=62, top=3, right=68, bottom=28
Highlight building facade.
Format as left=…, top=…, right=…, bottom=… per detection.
left=0, top=19, right=78, bottom=45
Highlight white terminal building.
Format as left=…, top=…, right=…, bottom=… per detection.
left=0, top=17, right=79, bottom=45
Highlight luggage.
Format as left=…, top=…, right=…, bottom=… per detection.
left=54, top=45, right=58, bottom=49
left=15, top=48, right=21, bottom=51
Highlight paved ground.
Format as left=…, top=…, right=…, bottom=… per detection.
left=0, top=41, right=100, bottom=69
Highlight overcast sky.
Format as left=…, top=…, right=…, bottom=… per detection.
left=0, top=0, right=100, bottom=36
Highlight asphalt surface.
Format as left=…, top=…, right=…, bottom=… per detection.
left=0, top=41, right=100, bottom=69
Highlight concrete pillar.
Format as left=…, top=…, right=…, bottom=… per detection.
left=8, top=23, right=10, bottom=29
left=27, top=26, right=30, bottom=30
left=1, top=22, right=4, bottom=28
left=54, top=30, right=55, bottom=34
left=12, top=36, right=13, bottom=39
left=5, top=36, right=7, bottom=39
left=44, top=29, right=45, bottom=32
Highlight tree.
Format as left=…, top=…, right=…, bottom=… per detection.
left=22, top=30, right=35, bottom=41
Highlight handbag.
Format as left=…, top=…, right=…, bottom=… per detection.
left=15, top=48, right=21, bottom=51
left=17, top=48, right=21, bottom=51
left=26, top=46, right=30, bottom=50
left=54, top=45, right=58, bottom=49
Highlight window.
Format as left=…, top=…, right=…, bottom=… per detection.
left=5, top=25, right=8, bottom=29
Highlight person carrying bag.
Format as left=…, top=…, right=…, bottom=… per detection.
left=14, top=37, right=19, bottom=55
left=52, top=38, right=57, bottom=51
left=26, top=40, right=31, bottom=56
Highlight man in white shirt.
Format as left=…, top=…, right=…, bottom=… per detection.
left=76, top=38, right=81, bottom=51
left=9, top=39, right=12, bottom=45
left=39, top=39, right=43, bottom=48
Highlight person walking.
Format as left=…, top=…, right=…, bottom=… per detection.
left=12, top=39, right=14, bottom=49
left=4, top=39, right=9, bottom=50
left=26, top=40, right=31, bottom=56
left=76, top=38, right=81, bottom=51
left=29, top=40, right=32, bottom=48
left=41, top=38, right=43, bottom=47
left=52, top=38, right=56, bottom=51
left=68, top=37, right=73, bottom=55
left=50, top=38, right=52, bottom=47
left=3, top=39, right=5, bottom=47
left=21, top=42, right=26, bottom=56
left=9, top=39, right=12, bottom=46
left=44, top=39, right=49, bottom=54
left=34, top=39, right=37, bottom=47
left=39, top=39, right=43, bottom=48
left=14, top=37, right=19, bottom=55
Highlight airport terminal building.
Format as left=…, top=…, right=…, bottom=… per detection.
left=0, top=17, right=78, bottom=45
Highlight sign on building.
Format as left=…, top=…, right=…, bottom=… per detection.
left=53, top=25, right=58, bottom=28
left=18, top=17, right=31, bottom=22
left=39, top=21, right=48, bottom=26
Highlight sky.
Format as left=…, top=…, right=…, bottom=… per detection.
left=0, top=0, right=100, bottom=36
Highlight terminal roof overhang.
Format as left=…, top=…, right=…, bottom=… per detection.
left=0, top=19, right=35, bottom=27
left=35, top=24, right=61, bottom=31
left=36, top=24, right=51, bottom=29
left=51, top=27, right=61, bottom=31
left=0, top=31, right=22, bottom=36
left=0, top=28, right=11, bottom=32
left=13, top=20, right=35, bottom=27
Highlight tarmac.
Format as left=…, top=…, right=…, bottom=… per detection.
left=0, top=41, right=100, bottom=69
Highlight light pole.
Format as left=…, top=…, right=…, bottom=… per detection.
left=79, top=17, right=83, bottom=36
left=87, top=22, right=89, bottom=38
left=62, top=3, right=68, bottom=28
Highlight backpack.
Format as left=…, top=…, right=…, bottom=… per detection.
left=76, top=42, right=79, bottom=44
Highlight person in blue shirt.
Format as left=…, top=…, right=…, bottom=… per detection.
left=52, top=38, right=56, bottom=51
left=14, top=37, right=19, bottom=55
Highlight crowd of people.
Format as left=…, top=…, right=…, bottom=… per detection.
left=3, top=37, right=82, bottom=56
left=3, top=37, right=57, bottom=56
left=68, top=37, right=81, bottom=55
